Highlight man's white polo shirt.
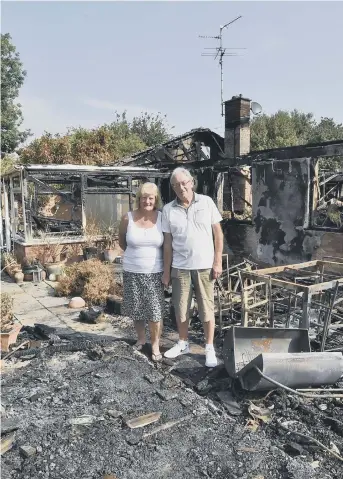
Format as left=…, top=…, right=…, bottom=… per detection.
left=161, top=193, right=222, bottom=270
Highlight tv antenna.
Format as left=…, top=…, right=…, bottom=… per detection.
left=199, top=15, right=245, bottom=116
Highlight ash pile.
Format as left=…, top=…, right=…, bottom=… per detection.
left=1, top=322, right=343, bottom=479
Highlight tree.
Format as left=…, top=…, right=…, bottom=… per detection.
left=251, top=110, right=343, bottom=170
left=19, top=111, right=172, bottom=166
left=130, top=111, right=173, bottom=147
left=1, top=33, right=31, bottom=154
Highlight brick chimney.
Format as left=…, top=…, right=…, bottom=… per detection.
left=224, top=95, right=251, bottom=158
left=223, top=95, right=252, bottom=214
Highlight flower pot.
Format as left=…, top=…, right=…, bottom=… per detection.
left=45, top=262, right=63, bottom=278
left=14, top=271, right=24, bottom=284
left=83, top=247, right=99, bottom=260
left=103, top=249, right=117, bottom=263
left=0, top=323, right=22, bottom=353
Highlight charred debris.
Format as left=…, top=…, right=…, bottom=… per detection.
left=1, top=96, right=343, bottom=478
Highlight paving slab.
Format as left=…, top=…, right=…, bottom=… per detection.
left=14, top=309, right=64, bottom=327
left=36, top=296, right=69, bottom=308
left=0, top=280, right=25, bottom=296
left=12, top=294, right=44, bottom=315
left=47, top=305, right=83, bottom=318
left=58, top=315, right=110, bottom=334
left=20, top=282, right=55, bottom=299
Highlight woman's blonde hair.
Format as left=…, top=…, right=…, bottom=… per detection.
left=134, top=182, right=163, bottom=210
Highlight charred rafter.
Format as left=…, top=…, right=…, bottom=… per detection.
left=119, top=128, right=224, bottom=167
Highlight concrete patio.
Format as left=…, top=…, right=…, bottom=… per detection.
left=1, top=273, right=209, bottom=375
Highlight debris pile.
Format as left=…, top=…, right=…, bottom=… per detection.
left=2, top=323, right=343, bottom=479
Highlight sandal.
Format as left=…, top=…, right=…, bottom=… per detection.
left=133, top=342, right=145, bottom=352
left=151, top=353, right=163, bottom=362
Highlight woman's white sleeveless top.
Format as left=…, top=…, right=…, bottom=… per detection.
left=122, top=211, right=164, bottom=274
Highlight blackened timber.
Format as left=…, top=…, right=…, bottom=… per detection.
left=179, top=142, right=193, bottom=162
left=28, top=175, right=79, bottom=206
left=234, top=140, right=343, bottom=165
left=85, top=188, right=132, bottom=195
left=162, top=147, right=177, bottom=163
left=119, top=128, right=225, bottom=166
left=153, top=140, right=343, bottom=170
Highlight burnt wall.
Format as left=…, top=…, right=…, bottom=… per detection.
left=250, top=158, right=310, bottom=264
left=223, top=222, right=343, bottom=265
left=223, top=157, right=342, bottom=265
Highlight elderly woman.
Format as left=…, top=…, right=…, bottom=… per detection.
left=119, top=182, right=164, bottom=361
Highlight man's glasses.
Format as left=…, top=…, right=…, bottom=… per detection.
left=172, top=180, right=191, bottom=189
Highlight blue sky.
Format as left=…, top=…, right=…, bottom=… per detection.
left=2, top=1, right=343, bottom=141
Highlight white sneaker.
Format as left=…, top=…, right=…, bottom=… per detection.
left=164, top=340, right=190, bottom=359
left=205, top=344, right=218, bottom=368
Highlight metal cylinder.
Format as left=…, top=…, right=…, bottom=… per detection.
left=238, top=352, right=343, bottom=391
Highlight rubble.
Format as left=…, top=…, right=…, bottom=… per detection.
left=19, top=445, right=37, bottom=458
left=1, top=327, right=343, bottom=479
left=1, top=251, right=343, bottom=478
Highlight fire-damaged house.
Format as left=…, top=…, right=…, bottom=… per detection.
left=1, top=97, right=343, bottom=479
left=1, top=95, right=343, bottom=265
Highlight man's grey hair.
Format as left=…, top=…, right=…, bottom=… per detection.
left=170, top=167, right=193, bottom=185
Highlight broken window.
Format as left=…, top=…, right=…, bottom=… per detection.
left=312, top=158, right=343, bottom=231
left=30, top=180, right=83, bottom=236
left=86, top=175, right=130, bottom=192
left=222, top=168, right=252, bottom=222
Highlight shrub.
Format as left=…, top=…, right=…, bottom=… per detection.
left=55, top=259, right=121, bottom=305
left=1, top=293, right=14, bottom=332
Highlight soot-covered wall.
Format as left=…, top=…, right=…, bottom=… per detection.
left=222, top=157, right=335, bottom=265
left=251, top=158, right=312, bottom=264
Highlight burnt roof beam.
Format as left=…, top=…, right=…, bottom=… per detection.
left=232, top=139, right=343, bottom=165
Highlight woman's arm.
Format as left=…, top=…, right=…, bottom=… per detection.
left=118, top=213, right=129, bottom=251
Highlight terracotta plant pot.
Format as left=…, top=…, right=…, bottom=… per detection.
left=103, top=249, right=118, bottom=263
left=14, top=271, right=24, bottom=284
left=0, top=323, right=22, bottom=353
left=45, top=262, right=63, bottom=278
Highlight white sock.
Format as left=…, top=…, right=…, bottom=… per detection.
left=205, top=344, right=214, bottom=351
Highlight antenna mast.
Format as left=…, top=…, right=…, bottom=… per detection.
left=200, top=15, right=244, bottom=116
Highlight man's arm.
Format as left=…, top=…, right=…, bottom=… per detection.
left=118, top=214, right=129, bottom=251
left=162, top=232, right=173, bottom=286
left=212, top=223, right=223, bottom=279
left=208, top=196, right=223, bottom=280
left=161, top=206, right=172, bottom=286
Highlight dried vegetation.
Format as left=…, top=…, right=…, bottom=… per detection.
left=55, top=259, right=122, bottom=305
left=0, top=293, right=14, bottom=332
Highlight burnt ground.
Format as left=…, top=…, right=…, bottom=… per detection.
left=1, top=275, right=343, bottom=479
left=1, top=328, right=343, bottom=479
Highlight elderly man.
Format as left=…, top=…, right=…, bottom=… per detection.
left=161, top=167, right=223, bottom=367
